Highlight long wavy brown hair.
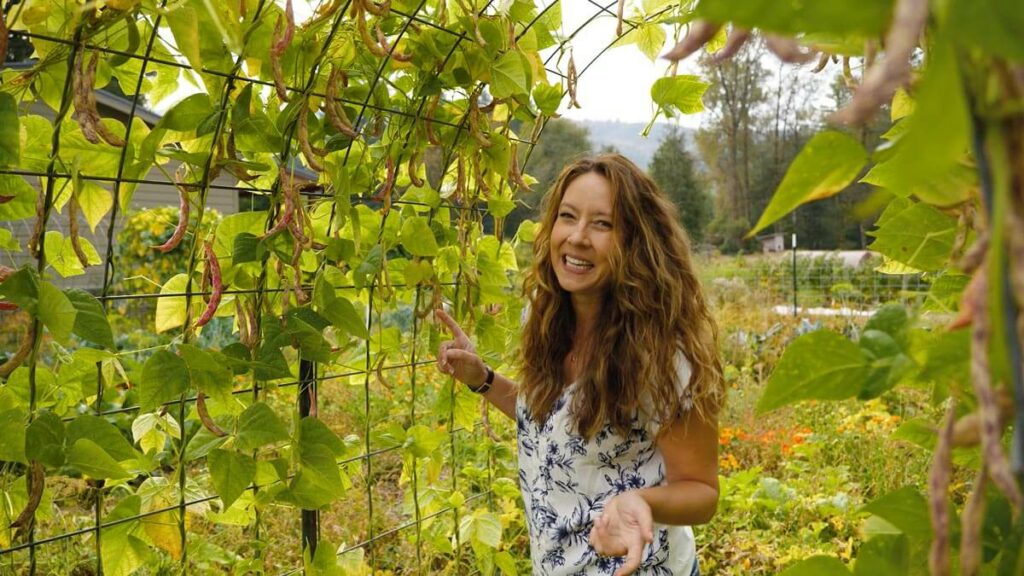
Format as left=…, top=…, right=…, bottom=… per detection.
left=519, top=154, right=724, bottom=439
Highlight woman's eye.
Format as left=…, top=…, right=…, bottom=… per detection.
left=595, top=220, right=612, bottom=229
left=558, top=212, right=575, bottom=220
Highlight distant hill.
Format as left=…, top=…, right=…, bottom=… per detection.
left=578, top=120, right=698, bottom=170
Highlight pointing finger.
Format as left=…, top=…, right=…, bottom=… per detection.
left=434, top=308, right=467, bottom=339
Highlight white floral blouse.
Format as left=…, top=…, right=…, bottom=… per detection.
left=515, top=353, right=697, bottom=575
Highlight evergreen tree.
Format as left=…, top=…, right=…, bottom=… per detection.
left=649, top=126, right=711, bottom=243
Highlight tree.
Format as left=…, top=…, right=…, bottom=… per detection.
left=649, top=126, right=711, bottom=242
left=695, top=40, right=768, bottom=225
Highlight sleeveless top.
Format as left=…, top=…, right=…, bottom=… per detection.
left=515, top=353, right=697, bottom=575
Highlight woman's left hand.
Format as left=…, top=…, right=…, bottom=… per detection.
left=589, top=491, right=654, bottom=576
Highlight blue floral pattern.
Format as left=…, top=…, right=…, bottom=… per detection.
left=517, top=353, right=697, bottom=575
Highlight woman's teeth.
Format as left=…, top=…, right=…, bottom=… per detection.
left=564, top=255, right=593, bottom=270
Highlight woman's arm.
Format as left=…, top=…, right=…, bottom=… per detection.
left=639, top=407, right=720, bottom=525
left=477, top=371, right=517, bottom=420
left=589, top=407, right=719, bottom=575
left=436, top=309, right=518, bottom=420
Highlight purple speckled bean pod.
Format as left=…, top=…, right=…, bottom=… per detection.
left=960, top=466, right=988, bottom=576
left=970, top=271, right=1024, bottom=510
left=928, top=401, right=955, bottom=576
left=832, top=0, right=928, bottom=125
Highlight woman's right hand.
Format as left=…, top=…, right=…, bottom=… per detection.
left=435, top=308, right=488, bottom=389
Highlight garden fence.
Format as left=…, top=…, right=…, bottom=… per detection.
left=0, top=0, right=676, bottom=573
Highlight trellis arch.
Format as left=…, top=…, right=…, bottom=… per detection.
left=0, top=0, right=696, bottom=573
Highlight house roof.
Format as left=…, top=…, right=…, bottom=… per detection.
left=7, top=58, right=162, bottom=125
left=9, top=58, right=321, bottom=181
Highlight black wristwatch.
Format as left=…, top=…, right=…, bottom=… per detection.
left=469, top=365, right=494, bottom=394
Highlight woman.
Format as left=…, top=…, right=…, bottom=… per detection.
left=437, top=154, right=723, bottom=576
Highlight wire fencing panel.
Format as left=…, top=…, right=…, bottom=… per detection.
left=0, top=1, right=679, bottom=574
left=700, top=253, right=938, bottom=316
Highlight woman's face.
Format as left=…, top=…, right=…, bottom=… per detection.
left=549, top=172, right=617, bottom=300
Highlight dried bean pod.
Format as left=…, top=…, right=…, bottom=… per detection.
left=0, top=12, right=8, bottom=70
left=408, top=150, right=425, bottom=187
left=662, top=20, right=721, bottom=62
left=286, top=184, right=310, bottom=247
left=291, top=241, right=307, bottom=305
left=0, top=195, right=14, bottom=204
left=362, top=0, right=391, bottom=17
left=455, top=155, right=465, bottom=202
left=960, top=235, right=989, bottom=275
left=832, top=0, right=928, bottom=125
left=0, top=326, right=34, bottom=379
left=68, top=193, right=91, bottom=268
left=355, top=5, right=390, bottom=58
left=712, top=28, right=751, bottom=64
left=83, top=52, right=125, bottom=147
left=970, top=271, right=1024, bottom=511
left=72, top=49, right=101, bottom=145
left=270, top=0, right=295, bottom=102
left=194, top=241, right=221, bottom=329
left=508, top=143, right=530, bottom=191
left=297, top=104, right=325, bottom=173
left=324, top=66, right=359, bottom=139
left=195, top=392, right=227, bottom=437
left=373, top=157, right=397, bottom=213
left=234, top=298, right=252, bottom=349
left=764, top=35, right=817, bottom=64
left=0, top=264, right=15, bottom=281
left=950, top=205, right=975, bottom=264
left=842, top=56, right=857, bottom=89
left=154, top=183, right=190, bottom=253
left=264, top=183, right=296, bottom=239
left=567, top=50, right=582, bottom=109
left=10, top=461, right=45, bottom=536
left=949, top=265, right=986, bottom=331
left=811, top=52, right=831, bottom=74
left=374, top=24, right=413, bottom=61
left=615, top=0, right=625, bottom=37
left=28, top=183, right=46, bottom=258
left=312, top=0, right=344, bottom=21
left=960, top=467, right=987, bottom=576
left=223, top=134, right=258, bottom=182
left=467, top=94, right=492, bottom=148
left=424, top=95, right=441, bottom=145
left=481, top=397, right=500, bottom=441
left=928, top=401, right=955, bottom=576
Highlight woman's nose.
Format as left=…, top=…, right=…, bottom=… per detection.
left=567, top=223, right=589, bottom=245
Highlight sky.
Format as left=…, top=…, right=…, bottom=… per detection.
left=554, top=1, right=706, bottom=128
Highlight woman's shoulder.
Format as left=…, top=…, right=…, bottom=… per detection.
left=672, top=346, right=693, bottom=394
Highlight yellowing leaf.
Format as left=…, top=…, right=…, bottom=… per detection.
left=749, top=131, right=867, bottom=237
left=155, top=273, right=190, bottom=333
left=77, top=181, right=113, bottom=233
left=890, top=88, right=914, bottom=122
left=142, top=493, right=186, bottom=560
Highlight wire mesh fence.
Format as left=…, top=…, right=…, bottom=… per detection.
left=697, top=252, right=939, bottom=316
left=0, top=0, right=691, bottom=574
